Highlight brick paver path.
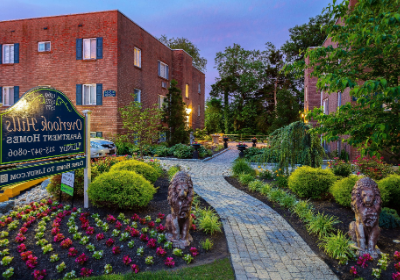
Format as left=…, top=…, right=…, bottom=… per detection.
left=159, top=147, right=338, bottom=280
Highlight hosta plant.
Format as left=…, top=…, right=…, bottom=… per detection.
left=104, top=264, right=112, bottom=274
left=145, top=256, right=154, bottom=265
left=2, top=267, right=14, bottom=279
left=56, top=262, right=66, bottom=272
left=93, top=250, right=104, bottom=260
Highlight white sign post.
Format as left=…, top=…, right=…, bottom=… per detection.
left=83, top=110, right=92, bottom=208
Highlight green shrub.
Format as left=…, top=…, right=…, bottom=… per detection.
left=319, top=231, right=356, bottom=265
left=378, top=174, right=400, bottom=207
left=288, top=166, right=336, bottom=199
left=92, top=156, right=124, bottom=173
left=47, top=167, right=100, bottom=199
left=196, top=208, right=222, bottom=235
left=153, top=145, right=170, bottom=157
left=232, top=159, right=256, bottom=177
left=88, top=170, right=156, bottom=209
left=248, top=180, right=264, bottom=192
left=329, top=159, right=354, bottom=177
left=330, top=175, right=360, bottom=207
left=201, top=239, right=213, bottom=251
left=259, top=169, right=273, bottom=180
left=110, top=160, right=160, bottom=183
left=379, top=208, right=400, bottom=229
left=168, top=144, right=193, bottom=159
left=292, top=200, right=314, bottom=222
left=168, top=166, right=180, bottom=181
left=238, top=174, right=256, bottom=185
left=259, top=183, right=272, bottom=196
left=267, top=188, right=286, bottom=203
left=306, top=212, right=339, bottom=238
left=145, top=159, right=164, bottom=177
left=276, top=175, right=289, bottom=188
left=243, top=147, right=264, bottom=160
left=278, top=193, right=297, bottom=209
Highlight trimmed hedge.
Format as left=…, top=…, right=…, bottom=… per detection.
left=88, top=170, right=156, bottom=209
left=110, top=160, right=160, bottom=183
left=288, top=166, right=336, bottom=199
left=378, top=174, right=400, bottom=207
left=330, top=175, right=360, bottom=207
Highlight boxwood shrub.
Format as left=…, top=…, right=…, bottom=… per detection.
left=110, top=160, right=160, bottom=183
left=330, top=175, right=360, bottom=207
left=288, top=166, right=336, bottom=199
left=88, top=170, right=156, bottom=209
left=378, top=174, right=400, bottom=207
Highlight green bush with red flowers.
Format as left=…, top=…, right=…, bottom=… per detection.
left=353, top=155, right=393, bottom=180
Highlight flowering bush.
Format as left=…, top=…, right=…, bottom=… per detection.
left=131, top=264, right=139, bottom=274
left=190, top=247, right=199, bottom=257
left=105, top=238, right=114, bottom=247
left=353, top=155, right=393, bottom=180
left=147, top=238, right=157, bottom=248
left=107, top=215, right=116, bottom=223
left=156, top=247, right=167, bottom=256
left=68, top=247, right=78, bottom=257
left=26, top=254, right=38, bottom=269
left=61, top=238, right=73, bottom=249
left=328, top=157, right=354, bottom=177
left=132, top=214, right=140, bottom=221
left=75, top=253, right=88, bottom=265
left=165, top=257, right=175, bottom=268
left=130, top=228, right=140, bottom=237
left=123, top=255, right=132, bottom=265
left=140, top=218, right=147, bottom=225
left=54, top=233, right=65, bottom=242
left=357, top=253, right=373, bottom=268
left=96, top=233, right=105, bottom=241
left=140, top=234, right=149, bottom=242
left=85, top=227, right=94, bottom=235
left=32, top=269, right=46, bottom=280
left=349, top=266, right=357, bottom=276
left=395, top=251, right=400, bottom=261
left=112, top=246, right=121, bottom=254
left=17, top=243, right=26, bottom=252
left=156, top=224, right=165, bottom=232
left=157, top=213, right=165, bottom=220
left=148, top=221, right=155, bottom=228
left=80, top=267, right=92, bottom=277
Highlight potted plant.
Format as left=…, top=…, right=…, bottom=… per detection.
left=236, top=142, right=248, bottom=158
left=191, top=141, right=202, bottom=159
left=223, top=136, right=229, bottom=149
left=251, top=137, right=257, bottom=147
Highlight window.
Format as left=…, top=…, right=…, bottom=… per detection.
left=2, top=87, right=14, bottom=106
left=134, top=47, right=141, bottom=68
left=158, top=95, right=166, bottom=109
left=337, top=91, right=341, bottom=108
left=323, top=99, right=329, bottom=115
left=305, top=86, right=308, bottom=102
left=83, top=38, right=97, bottom=60
left=38, top=41, right=51, bottom=52
left=185, top=84, right=189, bottom=98
left=198, top=105, right=200, bottom=117
left=158, top=61, right=169, bottom=79
left=134, top=89, right=141, bottom=103
left=2, top=44, right=14, bottom=64
left=198, top=83, right=201, bottom=94
left=83, top=84, right=96, bottom=105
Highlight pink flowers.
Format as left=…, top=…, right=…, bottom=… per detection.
left=68, top=247, right=78, bottom=257
left=107, top=215, right=116, bottom=223
left=130, top=228, right=140, bottom=237
left=156, top=224, right=165, bottom=233
left=395, top=251, right=400, bottom=261
left=72, top=207, right=77, bottom=212
left=350, top=266, right=357, bottom=276
left=190, top=247, right=199, bottom=257
left=80, top=267, right=93, bottom=277
left=165, top=257, right=175, bottom=267
left=60, top=238, right=73, bottom=249
left=395, top=262, right=400, bottom=271
left=191, top=213, right=196, bottom=220
left=15, top=233, right=26, bottom=243
left=32, top=269, right=46, bottom=280
left=115, top=221, right=122, bottom=229
left=156, top=247, right=166, bottom=256
left=131, top=264, right=139, bottom=274
left=140, top=234, right=149, bottom=242
left=393, top=272, right=400, bottom=280
left=105, top=238, right=114, bottom=247
left=26, top=254, right=38, bottom=269
left=158, top=213, right=165, bottom=220
left=21, top=251, right=32, bottom=261
left=19, top=227, right=28, bottom=234
left=75, top=253, right=89, bottom=265
left=132, top=214, right=140, bottom=221
left=51, top=227, right=60, bottom=236
left=96, top=233, right=105, bottom=241
left=147, top=238, right=157, bottom=248
left=18, top=243, right=26, bottom=252
left=54, top=233, right=65, bottom=242
left=191, top=224, right=197, bottom=231
left=112, top=246, right=121, bottom=254
left=123, top=255, right=132, bottom=265
left=148, top=221, right=155, bottom=228
left=86, top=227, right=95, bottom=235
left=139, top=218, right=147, bottom=225
left=357, top=254, right=373, bottom=268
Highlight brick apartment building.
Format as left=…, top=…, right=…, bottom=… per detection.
left=304, top=0, right=360, bottom=160
left=0, top=10, right=205, bottom=139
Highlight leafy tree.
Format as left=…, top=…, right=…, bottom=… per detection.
left=118, top=95, right=163, bottom=158
left=205, top=98, right=223, bottom=134
left=268, top=89, right=301, bottom=133
left=158, top=35, right=207, bottom=72
left=163, top=79, right=189, bottom=145
left=284, top=0, right=400, bottom=158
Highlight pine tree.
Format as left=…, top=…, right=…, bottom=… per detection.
left=163, top=80, right=189, bottom=145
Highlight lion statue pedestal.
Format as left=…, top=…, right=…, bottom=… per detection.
left=349, top=177, right=382, bottom=258
left=165, top=171, right=194, bottom=249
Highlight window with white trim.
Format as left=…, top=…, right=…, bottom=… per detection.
left=158, top=95, right=166, bottom=109
left=198, top=105, right=200, bottom=117
left=158, top=61, right=169, bottom=79
left=2, top=87, right=14, bottom=106
left=134, top=89, right=141, bottom=102
left=83, top=38, right=97, bottom=60
left=134, top=47, right=141, bottom=68
left=83, top=84, right=96, bottom=105
left=323, top=99, right=329, bottom=115
left=38, top=41, right=51, bottom=52
left=337, top=91, right=341, bottom=108
left=185, top=84, right=189, bottom=99
left=2, top=44, right=14, bottom=64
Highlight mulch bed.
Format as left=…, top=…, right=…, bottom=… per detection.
left=0, top=173, right=229, bottom=280
left=225, top=176, right=400, bottom=280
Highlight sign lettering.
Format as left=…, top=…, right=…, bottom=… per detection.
left=104, top=90, right=116, bottom=97
left=61, top=171, right=75, bottom=196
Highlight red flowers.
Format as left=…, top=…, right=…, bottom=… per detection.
left=26, top=254, right=38, bottom=269
left=32, top=269, right=46, bottom=280
left=357, top=254, right=373, bottom=268
left=395, top=251, right=400, bottom=261
left=123, top=255, right=132, bottom=265
left=148, top=221, right=155, bottom=228
left=130, top=228, right=140, bottom=237
left=156, top=224, right=165, bottom=233
left=156, top=247, right=166, bottom=256
left=19, top=227, right=28, bottom=234
left=60, top=238, right=73, bottom=249
left=115, top=221, right=122, bottom=230
left=15, top=233, right=26, bottom=243
left=54, top=233, right=65, bottom=242
left=105, top=238, right=114, bottom=247
left=21, top=251, right=33, bottom=261
left=139, top=218, right=147, bottom=225
left=190, top=247, right=199, bottom=257
left=395, top=262, right=400, bottom=271
left=349, top=266, right=357, bottom=276
left=75, top=253, right=89, bottom=265
left=157, top=213, right=165, bottom=220
left=147, top=238, right=157, bottom=248
left=80, top=267, right=93, bottom=277
left=131, top=264, right=139, bottom=274
left=68, top=247, right=78, bottom=257
left=107, top=215, right=116, bottom=223
left=394, top=272, right=400, bottom=280
left=18, top=243, right=26, bottom=252
left=132, top=214, right=140, bottom=221
left=190, top=224, right=197, bottom=231
left=96, top=233, right=105, bottom=241
left=86, top=227, right=94, bottom=235
left=140, top=234, right=149, bottom=242
left=51, top=227, right=60, bottom=236
left=165, top=257, right=175, bottom=267
left=112, top=246, right=121, bottom=254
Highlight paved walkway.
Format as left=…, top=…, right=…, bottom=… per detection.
left=159, top=148, right=338, bottom=280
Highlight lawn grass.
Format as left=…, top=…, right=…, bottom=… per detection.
left=82, top=258, right=234, bottom=280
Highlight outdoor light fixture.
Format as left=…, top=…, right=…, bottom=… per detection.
left=185, top=108, right=192, bottom=114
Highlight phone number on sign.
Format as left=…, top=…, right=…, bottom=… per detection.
left=8, top=147, right=56, bottom=157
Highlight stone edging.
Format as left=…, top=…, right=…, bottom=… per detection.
left=143, top=147, right=229, bottom=162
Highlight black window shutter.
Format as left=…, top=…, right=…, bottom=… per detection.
left=96, top=37, right=103, bottom=59
left=96, top=84, right=102, bottom=105
left=76, top=39, right=83, bottom=60
left=0, top=87, right=2, bottom=103
left=14, top=86, right=19, bottom=103
left=76, top=84, right=82, bottom=105
left=166, top=65, right=169, bottom=79
left=14, top=43, right=19, bottom=63
left=0, top=44, right=2, bottom=64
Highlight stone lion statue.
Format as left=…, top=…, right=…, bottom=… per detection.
left=348, top=177, right=382, bottom=258
left=165, top=171, right=194, bottom=249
